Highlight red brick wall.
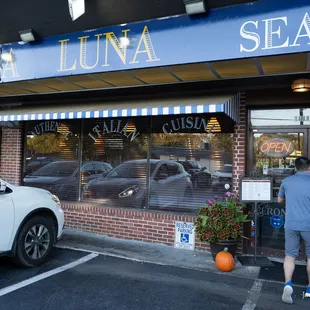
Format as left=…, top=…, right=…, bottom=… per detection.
left=232, top=93, right=246, bottom=193
left=62, top=203, right=211, bottom=250
left=63, top=203, right=243, bottom=253
left=0, top=126, right=23, bottom=185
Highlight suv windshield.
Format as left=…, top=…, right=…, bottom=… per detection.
left=220, top=165, right=232, bottom=173
left=180, top=161, right=196, bottom=169
left=32, top=162, right=77, bottom=177
left=106, top=161, right=156, bottom=179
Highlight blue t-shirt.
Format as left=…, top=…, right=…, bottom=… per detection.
left=279, top=172, right=310, bottom=231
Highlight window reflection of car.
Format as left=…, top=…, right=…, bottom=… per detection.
left=267, top=168, right=295, bottom=186
left=267, top=168, right=295, bottom=176
left=24, top=160, right=113, bottom=201
left=212, top=164, right=233, bottom=187
left=24, top=155, right=63, bottom=176
left=177, top=160, right=211, bottom=188
left=85, top=159, right=193, bottom=209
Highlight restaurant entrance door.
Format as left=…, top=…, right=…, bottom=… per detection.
left=249, top=128, right=308, bottom=258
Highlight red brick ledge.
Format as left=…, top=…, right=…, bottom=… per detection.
left=62, top=202, right=197, bottom=222
left=62, top=202, right=242, bottom=253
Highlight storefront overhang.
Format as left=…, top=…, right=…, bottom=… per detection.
left=0, top=0, right=309, bottom=94
left=0, top=94, right=239, bottom=127
left=0, top=53, right=308, bottom=97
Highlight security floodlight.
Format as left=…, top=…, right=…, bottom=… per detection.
left=68, top=0, right=85, bottom=21
left=19, top=29, right=38, bottom=42
left=183, top=0, right=208, bottom=15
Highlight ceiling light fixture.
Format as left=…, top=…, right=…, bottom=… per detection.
left=19, top=29, right=38, bottom=42
left=68, top=0, right=85, bottom=21
left=183, top=0, right=208, bottom=15
left=291, top=79, right=310, bottom=93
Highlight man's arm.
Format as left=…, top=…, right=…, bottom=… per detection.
left=278, top=182, right=285, bottom=205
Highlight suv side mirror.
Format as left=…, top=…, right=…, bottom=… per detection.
left=0, top=181, right=7, bottom=193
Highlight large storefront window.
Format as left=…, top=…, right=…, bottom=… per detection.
left=81, top=118, right=149, bottom=208
left=150, top=132, right=233, bottom=210
left=24, top=120, right=81, bottom=201
left=23, top=115, right=233, bottom=211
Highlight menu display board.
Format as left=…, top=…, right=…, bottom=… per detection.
left=240, top=178, right=273, bottom=203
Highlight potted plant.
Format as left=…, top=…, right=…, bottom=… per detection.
left=195, top=192, right=249, bottom=261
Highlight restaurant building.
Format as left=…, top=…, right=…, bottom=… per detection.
left=0, top=0, right=310, bottom=258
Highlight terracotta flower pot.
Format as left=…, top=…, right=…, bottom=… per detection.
left=210, top=240, right=239, bottom=261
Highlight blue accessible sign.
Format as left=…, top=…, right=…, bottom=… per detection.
left=270, top=215, right=284, bottom=229
left=174, top=222, right=195, bottom=251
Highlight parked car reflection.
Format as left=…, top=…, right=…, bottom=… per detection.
left=267, top=168, right=295, bottom=186
left=84, top=159, right=193, bottom=209
left=24, top=160, right=112, bottom=201
left=24, top=155, right=63, bottom=176
left=177, top=160, right=211, bottom=188
left=212, top=164, right=233, bottom=188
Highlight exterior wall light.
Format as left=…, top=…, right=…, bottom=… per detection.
left=68, top=0, right=85, bottom=21
left=183, top=0, right=208, bottom=15
left=291, top=79, right=310, bottom=93
left=19, top=29, right=38, bottom=42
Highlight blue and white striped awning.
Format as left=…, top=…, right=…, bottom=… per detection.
left=0, top=94, right=240, bottom=123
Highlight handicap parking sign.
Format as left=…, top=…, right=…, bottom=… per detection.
left=270, top=215, right=284, bottom=228
left=180, top=233, right=189, bottom=244
left=174, top=222, right=195, bottom=251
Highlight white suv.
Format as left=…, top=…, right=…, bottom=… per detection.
left=0, top=179, right=65, bottom=267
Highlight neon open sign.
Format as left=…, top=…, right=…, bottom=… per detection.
left=259, top=138, right=294, bottom=158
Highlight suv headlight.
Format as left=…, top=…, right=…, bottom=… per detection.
left=50, top=193, right=61, bottom=206
left=119, top=185, right=140, bottom=198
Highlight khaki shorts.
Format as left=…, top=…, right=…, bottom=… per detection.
left=285, top=229, right=310, bottom=258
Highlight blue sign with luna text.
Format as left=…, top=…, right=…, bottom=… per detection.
left=1, top=0, right=310, bottom=83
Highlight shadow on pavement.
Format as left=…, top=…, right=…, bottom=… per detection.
left=258, top=261, right=308, bottom=286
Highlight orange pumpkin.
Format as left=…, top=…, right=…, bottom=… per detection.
left=215, top=247, right=235, bottom=272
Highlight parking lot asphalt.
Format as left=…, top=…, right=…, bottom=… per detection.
left=0, top=247, right=309, bottom=310
left=0, top=248, right=86, bottom=290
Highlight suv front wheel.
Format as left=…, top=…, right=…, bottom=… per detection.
left=13, top=216, right=56, bottom=267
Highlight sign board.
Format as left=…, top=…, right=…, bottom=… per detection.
left=240, top=178, right=273, bottom=203
left=1, top=0, right=310, bottom=82
left=270, top=215, right=284, bottom=228
left=259, top=138, right=294, bottom=158
left=174, top=222, right=195, bottom=251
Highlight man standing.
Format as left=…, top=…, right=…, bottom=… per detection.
left=278, top=156, right=310, bottom=304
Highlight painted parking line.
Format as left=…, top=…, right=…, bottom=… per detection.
left=0, top=252, right=98, bottom=297
left=242, top=279, right=263, bottom=310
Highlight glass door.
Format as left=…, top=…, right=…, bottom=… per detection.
left=249, top=129, right=307, bottom=258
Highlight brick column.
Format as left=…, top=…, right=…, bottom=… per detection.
left=232, top=93, right=246, bottom=194
left=0, top=125, right=24, bottom=185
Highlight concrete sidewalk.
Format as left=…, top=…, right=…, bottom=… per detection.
left=57, top=229, right=260, bottom=280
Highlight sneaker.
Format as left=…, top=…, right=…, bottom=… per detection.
left=282, top=281, right=294, bottom=304
left=305, top=286, right=310, bottom=298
